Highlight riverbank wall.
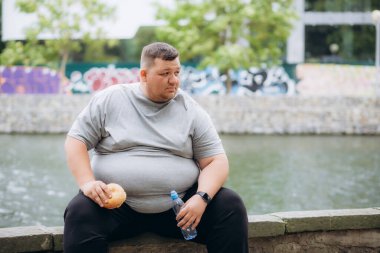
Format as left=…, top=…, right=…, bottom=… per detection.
left=0, top=95, right=379, bottom=134
left=1, top=208, right=379, bottom=253
left=200, top=95, right=380, bottom=134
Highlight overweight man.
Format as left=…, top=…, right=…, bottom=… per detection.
left=63, top=42, right=249, bottom=253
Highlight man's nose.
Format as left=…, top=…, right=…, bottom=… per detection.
left=168, top=74, right=179, bottom=85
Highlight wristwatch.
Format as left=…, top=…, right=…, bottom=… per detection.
left=196, top=191, right=212, bottom=204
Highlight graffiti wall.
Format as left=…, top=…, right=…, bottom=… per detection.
left=0, top=66, right=61, bottom=94
left=66, top=65, right=297, bottom=96
left=0, top=64, right=297, bottom=95
left=66, top=65, right=140, bottom=94
left=179, top=66, right=296, bottom=96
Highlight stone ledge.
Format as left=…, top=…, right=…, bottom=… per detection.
left=0, top=226, right=52, bottom=253
left=249, top=229, right=380, bottom=252
left=1, top=208, right=379, bottom=253
left=248, top=214, right=285, bottom=237
left=48, top=227, right=63, bottom=251
left=271, top=208, right=380, bottom=233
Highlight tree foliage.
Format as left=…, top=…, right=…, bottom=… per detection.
left=0, top=0, right=116, bottom=80
left=155, top=0, right=296, bottom=92
left=121, top=26, right=160, bottom=63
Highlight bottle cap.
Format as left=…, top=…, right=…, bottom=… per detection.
left=170, top=190, right=178, bottom=200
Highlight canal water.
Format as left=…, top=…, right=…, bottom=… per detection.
left=0, top=134, right=379, bottom=228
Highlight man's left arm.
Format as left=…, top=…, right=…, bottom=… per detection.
left=176, top=153, right=229, bottom=230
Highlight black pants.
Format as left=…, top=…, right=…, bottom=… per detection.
left=63, top=185, right=249, bottom=253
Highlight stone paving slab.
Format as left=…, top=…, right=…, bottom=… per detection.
left=0, top=226, right=53, bottom=253
left=329, top=209, right=380, bottom=230
left=248, top=214, right=285, bottom=237
left=271, top=208, right=380, bottom=233
left=47, top=226, right=64, bottom=251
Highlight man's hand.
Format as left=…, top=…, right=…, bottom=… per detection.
left=176, top=195, right=207, bottom=230
left=80, top=180, right=112, bottom=208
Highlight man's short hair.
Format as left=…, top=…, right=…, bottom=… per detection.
left=140, top=42, right=179, bottom=69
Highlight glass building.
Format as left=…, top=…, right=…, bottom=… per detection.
left=287, top=0, right=380, bottom=65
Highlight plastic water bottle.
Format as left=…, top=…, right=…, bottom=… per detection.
left=170, top=190, right=197, bottom=240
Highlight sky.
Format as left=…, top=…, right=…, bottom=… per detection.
left=2, top=0, right=173, bottom=41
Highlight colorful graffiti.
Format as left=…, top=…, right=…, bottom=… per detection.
left=0, top=66, right=61, bottom=94
left=66, top=65, right=140, bottom=94
left=0, top=64, right=297, bottom=95
left=66, top=65, right=297, bottom=95
left=179, top=66, right=296, bottom=96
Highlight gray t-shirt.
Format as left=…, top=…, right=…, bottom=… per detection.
left=68, top=83, right=224, bottom=213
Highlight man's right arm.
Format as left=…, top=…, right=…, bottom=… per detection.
left=64, top=135, right=111, bottom=207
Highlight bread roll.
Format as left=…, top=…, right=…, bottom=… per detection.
left=103, top=183, right=127, bottom=209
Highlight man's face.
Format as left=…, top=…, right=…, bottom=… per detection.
left=140, top=57, right=181, bottom=103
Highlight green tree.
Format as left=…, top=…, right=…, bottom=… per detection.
left=134, top=26, right=159, bottom=54
left=0, top=0, right=5, bottom=53
left=119, top=26, right=160, bottom=63
left=155, top=0, right=296, bottom=93
left=82, top=39, right=120, bottom=63
left=0, top=0, right=115, bottom=86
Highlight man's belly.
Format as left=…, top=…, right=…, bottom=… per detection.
left=91, top=151, right=200, bottom=213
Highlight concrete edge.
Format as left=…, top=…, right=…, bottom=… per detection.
left=247, top=214, right=285, bottom=237
left=47, top=226, right=64, bottom=251
left=1, top=208, right=380, bottom=252
left=271, top=208, right=380, bottom=233
left=0, top=225, right=53, bottom=253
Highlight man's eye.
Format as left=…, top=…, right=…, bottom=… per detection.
left=174, top=71, right=180, bottom=76
left=160, top=72, right=169, bottom=76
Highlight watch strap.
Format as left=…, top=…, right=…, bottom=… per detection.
left=196, top=191, right=212, bottom=204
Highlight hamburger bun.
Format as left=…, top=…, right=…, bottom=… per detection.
left=103, top=183, right=127, bottom=209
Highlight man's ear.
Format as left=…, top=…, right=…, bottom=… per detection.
left=140, top=69, right=147, bottom=82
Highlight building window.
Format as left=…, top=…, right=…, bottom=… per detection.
left=305, top=0, right=380, bottom=12
left=305, top=25, right=375, bottom=64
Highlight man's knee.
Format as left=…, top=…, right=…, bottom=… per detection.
left=205, top=188, right=248, bottom=233
left=64, top=193, right=110, bottom=252
left=200, top=188, right=248, bottom=249
left=214, top=188, right=247, bottom=216
left=64, top=192, right=101, bottom=223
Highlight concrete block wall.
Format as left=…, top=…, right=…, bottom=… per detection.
left=1, top=208, right=380, bottom=253
left=0, top=95, right=380, bottom=134
left=196, top=95, right=380, bottom=134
